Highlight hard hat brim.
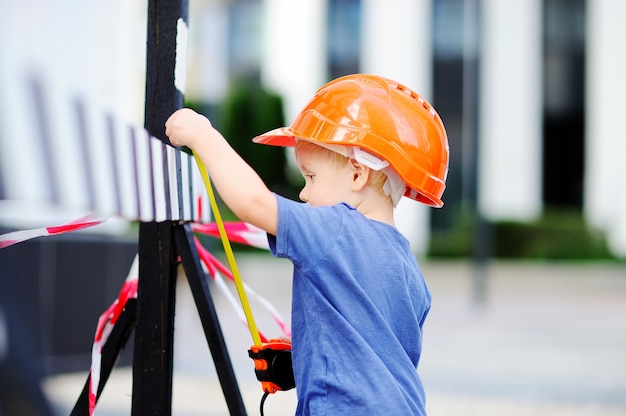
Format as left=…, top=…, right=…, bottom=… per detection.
left=252, top=127, right=298, bottom=147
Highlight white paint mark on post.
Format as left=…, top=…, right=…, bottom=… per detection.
left=175, top=18, right=189, bottom=95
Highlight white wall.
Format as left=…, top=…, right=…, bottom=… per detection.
left=479, top=0, right=543, bottom=221
left=14, top=0, right=147, bottom=125
left=585, top=0, right=626, bottom=256
left=261, top=0, right=328, bottom=122
left=0, top=0, right=146, bottom=231
left=187, top=0, right=230, bottom=103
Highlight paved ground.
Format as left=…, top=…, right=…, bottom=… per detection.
left=44, top=256, right=626, bottom=415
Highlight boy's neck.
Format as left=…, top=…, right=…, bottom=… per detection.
left=363, top=209, right=395, bottom=227
left=352, top=189, right=395, bottom=227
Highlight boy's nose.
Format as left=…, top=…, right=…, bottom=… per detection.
left=299, top=188, right=308, bottom=203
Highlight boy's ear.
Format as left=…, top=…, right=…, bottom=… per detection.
left=349, top=159, right=370, bottom=191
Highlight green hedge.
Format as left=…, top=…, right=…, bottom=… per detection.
left=428, top=208, right=619, bottom=260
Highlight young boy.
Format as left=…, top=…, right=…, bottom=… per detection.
left=165, top=74, right=449, bottom=415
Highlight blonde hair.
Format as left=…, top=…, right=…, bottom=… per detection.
left=295, top=140, right=390, bottom=200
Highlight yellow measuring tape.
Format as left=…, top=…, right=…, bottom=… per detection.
left=193, top=152, right=262, bottom=347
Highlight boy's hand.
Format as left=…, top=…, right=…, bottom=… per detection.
left=166, top=107, right=278, bottom=236
left=165, top=108, right=213, bottom=149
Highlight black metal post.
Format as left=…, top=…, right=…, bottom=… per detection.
left=175, top=225, right=248, bottom=415
left=132, top=0, right=187, bottom=414
left=133, top=222, right=178, bottom=415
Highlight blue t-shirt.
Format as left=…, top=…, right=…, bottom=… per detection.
left=268, top=195, right=431, bottom=415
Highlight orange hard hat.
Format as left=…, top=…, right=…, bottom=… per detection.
left=253, top=74, right=449, bottom=207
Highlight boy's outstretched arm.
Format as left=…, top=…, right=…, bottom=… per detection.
left=165, top=108, right=278, bottom=235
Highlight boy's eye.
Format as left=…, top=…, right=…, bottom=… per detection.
left=305, top=174, right=315, bottom=181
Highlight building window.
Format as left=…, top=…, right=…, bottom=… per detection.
left=542, top=0, right=586, bottom=207
left=327, top=0, right=360, bottom=79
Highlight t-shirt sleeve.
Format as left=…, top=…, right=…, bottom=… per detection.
left=268, top=194, right=343, bottom=270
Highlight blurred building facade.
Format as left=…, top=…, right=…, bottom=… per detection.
left=186, top=0, right=626, bottom=257
left=2, top=0, right=624, bottom=257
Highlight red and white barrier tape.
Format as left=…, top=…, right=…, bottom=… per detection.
left=0, top=215, right=106, bottom=249
left=89, top=255, right=138, bottom=415
left=192, top=221, right=269, bottom=250
left=194, top=237, right=291, bottom=341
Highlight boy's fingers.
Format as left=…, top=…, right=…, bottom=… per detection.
left=165, top=109, right=186, bottom=139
